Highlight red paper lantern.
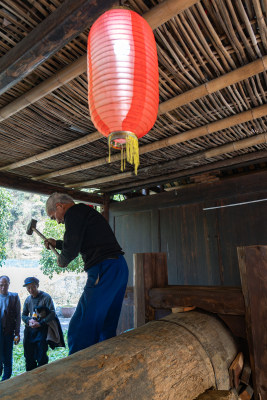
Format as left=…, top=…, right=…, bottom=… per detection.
left=87, top=9, right=159, bottom=173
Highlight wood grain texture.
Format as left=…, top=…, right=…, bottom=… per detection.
left=0, top=311, right=237, bottom=400
left=149, top=286, right=245, bottom=315
left=134, top=252, right=168, bottom=327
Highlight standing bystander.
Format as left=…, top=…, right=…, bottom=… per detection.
left=0, top=275, right=21, bottom=381
left=22, top=277, right=56, bottom=371
left=44, top=192, right=129, bottom=355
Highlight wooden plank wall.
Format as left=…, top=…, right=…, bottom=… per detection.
left=110, top=173, right=267, bottom=287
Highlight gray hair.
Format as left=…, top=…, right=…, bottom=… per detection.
left=46, top=192, right=74, bottom=213
left=0, top=275, right=10, bottom=283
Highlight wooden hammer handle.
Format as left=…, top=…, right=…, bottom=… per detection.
left=33, top=227, right=59, bottom=256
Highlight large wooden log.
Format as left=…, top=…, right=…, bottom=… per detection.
left=0, top=311, right=237, bottom=400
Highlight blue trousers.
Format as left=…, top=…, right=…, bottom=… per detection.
left=0, top=333, right=14, bottom=381
left=68, top=255, right=128, bottom=355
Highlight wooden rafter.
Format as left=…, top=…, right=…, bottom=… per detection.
left=33, top=104, right=267, bottom=181
left=0, top=0, right=199, bottom=122
left=0, top=57, right=266, bottom=173
left=0, top=0, right=119, bottom=96
left=65, top=131, right=267, bottom=188
left=0, top=171, right=104, bottom=204
left=107, top=150, right=267, bottom=194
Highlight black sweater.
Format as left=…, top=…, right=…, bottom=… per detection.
left=56, top=203, right=123, bottom=271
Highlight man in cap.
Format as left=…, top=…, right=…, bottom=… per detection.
left=22, top=277, right=56, bottom=371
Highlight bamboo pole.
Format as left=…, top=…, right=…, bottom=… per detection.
left=0, top=56, right=87, bottom=121
left=0, top=57, right=266, bottom=172
left=34, top=103, right=267, bottom=180
left=158, top=56, right=267, bottom=115
left=0, top=0, right=199, bottom=123
left=0, top=131, right=101, bottom=172
left=65, top=131, right=267, bottom=188
left=143, top=0, right=199, bottom=29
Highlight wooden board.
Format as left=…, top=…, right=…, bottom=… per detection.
left=237, top=245, right=267, bottom=400
left=149, top=286, right=245, bottom=315
left=133, top=252, right=168, bottom=327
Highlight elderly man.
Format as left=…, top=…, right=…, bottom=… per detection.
left=22, top=277, right=56, bottom=371
left=0, top=275, right=21, bottom=381
left=44, top=192, right=128, bottom=355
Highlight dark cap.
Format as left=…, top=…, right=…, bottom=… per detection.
left=23, top=277, right=39, bottom=287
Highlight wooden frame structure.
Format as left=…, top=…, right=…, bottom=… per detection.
left=133, top=249, right=267, bottom=399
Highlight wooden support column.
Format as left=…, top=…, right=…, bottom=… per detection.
left=133, top=252, right=168, bottom=328
left=102, top=193, right=110, bottom=222
left=237, top=245, right=267, bottom=400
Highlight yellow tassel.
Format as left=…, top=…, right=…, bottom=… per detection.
left=108, top=132, right=139, bottom=174
left=125, top=134, right=139, bottom=174
left=108, top=135, right=111, bottom=163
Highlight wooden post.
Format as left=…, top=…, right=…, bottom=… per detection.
left=133, top=252, right=168, bottom=328
left=102, top=193, right=110, bottom=222
left=237, top=245, right=267, bottom=400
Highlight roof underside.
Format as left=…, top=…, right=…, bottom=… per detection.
left=0, top=0, right=266, bottom=200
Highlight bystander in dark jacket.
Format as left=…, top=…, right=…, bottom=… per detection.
left=0, top=275, right=21, bottom=381
left=22, top=277, right=57, bottom=371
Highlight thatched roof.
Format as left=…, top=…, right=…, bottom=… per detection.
left=0, top=0, right=266, bottom=202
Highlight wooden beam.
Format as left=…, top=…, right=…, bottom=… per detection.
left=0, top=0, right=119, bottom=96
left=0, top=0, right=200, bottom=122
left=109, top=169, right=267, bottom=212
left=107, top=150, right=267, bottom=194
left=133, top=253, right=168, bottom=328
left=65, top=131, right=267, bottom=188
left=33, top=104, right=267, bottom=181
left=0, top=129, right=101, bottom=172
left=0, top=171, right=104, bottom=204
left=149, top=286, right=245, bottom=315
left=237, top=245, right=267, bottom=400
left=158, top=56, right=267, bottom=115
left=0, top=57, right=266, bottom=171
left=143, top=0, right=199, bottom=29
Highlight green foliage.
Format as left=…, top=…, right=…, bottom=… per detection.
left=12, top=331, right=69, bottom=377
left=0, top=189, right=12, bottom=266
left=39, top=219, right=84, bottom=279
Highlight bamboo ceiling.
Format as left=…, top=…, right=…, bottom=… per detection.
left=0, top=0, right=266, bottom=199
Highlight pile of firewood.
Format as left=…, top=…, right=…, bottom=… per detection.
left=196, top=352, right=253, bottom=400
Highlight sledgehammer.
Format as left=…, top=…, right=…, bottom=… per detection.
left=26, top=218, right=59, bottom=256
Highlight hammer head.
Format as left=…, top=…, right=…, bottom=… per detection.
left=26, top=219, right=37, bottom=235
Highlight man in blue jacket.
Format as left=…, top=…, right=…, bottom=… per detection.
left=0, top=275, right=21, bottom=380
left=44, top=192, right=128, bottom=355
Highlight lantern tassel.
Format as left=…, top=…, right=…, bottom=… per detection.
left=108, top=132, right=139, bottom=174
